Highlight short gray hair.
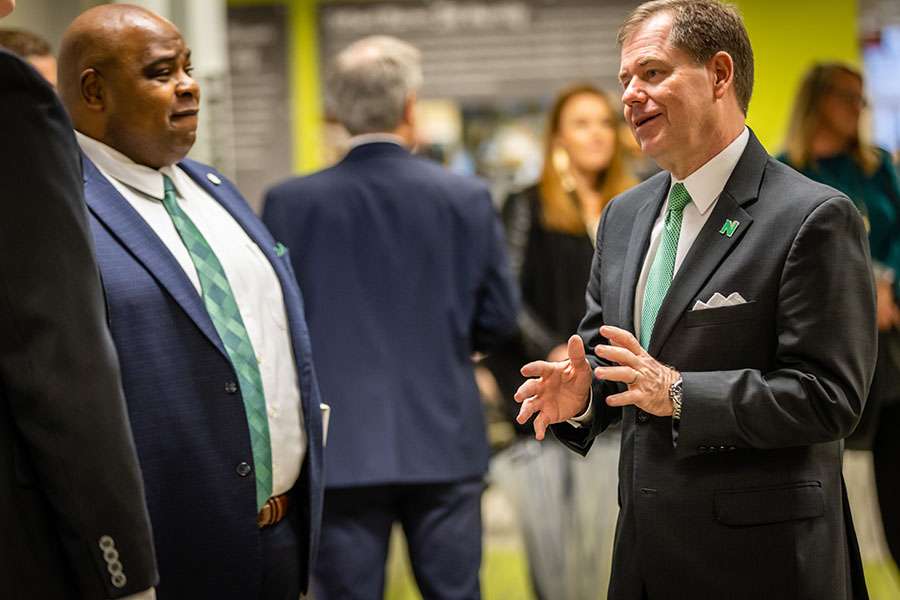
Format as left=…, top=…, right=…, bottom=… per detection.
left=327, top=35, right=423, bottom=136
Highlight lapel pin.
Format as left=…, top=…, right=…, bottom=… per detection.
left=719, top=219, right=740, bottom=238
left=206, top=172, right=222, bottom=186
left=274, top=242, right=287, bottom=257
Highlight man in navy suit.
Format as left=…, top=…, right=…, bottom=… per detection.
left=264, top=36, right=518, bottom=600
left=58, top=6, right=324, bottom=599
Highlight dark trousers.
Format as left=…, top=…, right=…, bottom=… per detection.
left=260, top=516, right=301, bottom=600
left=312, top=479, right=484, bottom=600
left=874, top=402, right=900, bottom=565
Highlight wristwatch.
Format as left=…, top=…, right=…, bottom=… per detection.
left=670, top=376, right=683, bottom=421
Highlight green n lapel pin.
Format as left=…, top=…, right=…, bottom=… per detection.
left=274, top=242, right=287, bottom=257
left=719, top=219, right=740, bottom=238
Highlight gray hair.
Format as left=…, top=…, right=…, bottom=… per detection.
left=327, top=35, right=423, bottom=136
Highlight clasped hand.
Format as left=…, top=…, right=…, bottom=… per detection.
left=513, top=325, right=679, bottom=440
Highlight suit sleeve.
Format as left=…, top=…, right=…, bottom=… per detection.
left=675, top=196, right=876, bottom=457
left=0, top=53, right=157, bottom=597
left=471, top=188, right=520, bottom=353
left=551, top=203, right=625, bottom=455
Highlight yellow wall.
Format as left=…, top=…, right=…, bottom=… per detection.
left=734, top=0, right=860, bottom=153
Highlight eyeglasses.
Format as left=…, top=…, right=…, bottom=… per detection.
left=826, top=87, right=868, bottom=109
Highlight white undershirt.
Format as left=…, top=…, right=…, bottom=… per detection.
left=76, top=132, right=305, bottom=500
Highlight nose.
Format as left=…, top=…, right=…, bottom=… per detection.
left=621, top=78, right=645, bottom=107
left=176, top=71, right=200, bottom=101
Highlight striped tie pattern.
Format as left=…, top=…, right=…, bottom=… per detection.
left=161, top=175, right=272, bottom=510
left=640, top=182, right=692, bottom=349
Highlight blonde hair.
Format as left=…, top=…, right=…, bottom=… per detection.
left=538, top=84, right=638, bottom=234
left=784, top=62, right=879, bottom=175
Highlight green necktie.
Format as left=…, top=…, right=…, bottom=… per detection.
left=161, top=175, right=272, bottom=510
left=640, top=182, right=692, bottom=349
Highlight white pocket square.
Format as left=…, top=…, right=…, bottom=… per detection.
left=692, top=292, right=747, bottom=311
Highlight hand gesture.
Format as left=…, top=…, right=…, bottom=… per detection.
left=514, top=335, right=593, bottom=440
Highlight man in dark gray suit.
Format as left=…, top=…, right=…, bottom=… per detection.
left=514, top=1, right=876, bottom=598
left=0, top=1, right=157, bottom=598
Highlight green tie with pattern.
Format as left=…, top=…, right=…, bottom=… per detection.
left=640, top=182, right=692, bottom=349
left=161, top=175, right=272, bottom=510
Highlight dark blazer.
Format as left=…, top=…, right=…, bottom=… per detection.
left=553, top=131, right=876, bottom=600
left=263, top=142, right=518, bottom=487
left=82, top=156, right=324, bottom=598
left=0, top=51, right=157, bottom=599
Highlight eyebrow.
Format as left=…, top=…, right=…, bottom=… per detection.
left=143, top=49, right=192, bottom=70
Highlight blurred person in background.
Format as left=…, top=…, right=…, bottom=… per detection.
left=263, top=35, right=518, bottom=600
left=780, top=62, right=900, bottom=568
left=0, top=0, right=158, bottom=598
left=485, top=83, right=638, bottom=600
left=0, top=27, right=56, bottom=87
left=59, top=5, right=325, bottom=599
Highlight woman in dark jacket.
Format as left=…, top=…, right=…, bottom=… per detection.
left=487, top=83, right=637, bottom=600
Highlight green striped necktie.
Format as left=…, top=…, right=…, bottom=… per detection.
left=640, top=182, right=692, bottom=349
left=161, top=174, right=273, bottom=510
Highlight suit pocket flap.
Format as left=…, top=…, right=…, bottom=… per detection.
left=715, top=481, right=824, bottom=526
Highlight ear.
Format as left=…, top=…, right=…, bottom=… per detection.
left=402, top=91, right=416, bottom=127
left=80, top=68, right=106, bottom=112
left=709, top=50, right=735, bottom=101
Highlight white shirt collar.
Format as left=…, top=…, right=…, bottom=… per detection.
left=75, top=130, right=185, bottom=201
left=347, top=133, right=406, bottom=150
left=670, top=127, right=749, bottom=216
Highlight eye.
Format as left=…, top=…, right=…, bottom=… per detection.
left=185, top=65, right=194, bottom=76
left=152, top=69, right=171, bottom=79
left=646, top=69, right=659, bottom=79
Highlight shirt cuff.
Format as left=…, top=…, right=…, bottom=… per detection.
left=566, top=388, right=594, bottom=428
left=118, top=588, right=156, bottom=600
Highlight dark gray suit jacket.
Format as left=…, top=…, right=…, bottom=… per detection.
left=554, top=131, right=875, bottom=600
left=0, top=51, right=157, bottom=598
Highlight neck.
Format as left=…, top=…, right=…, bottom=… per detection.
left=809, top=129, right=850, bottom=159
left=663, top=118, right=744, bottom=180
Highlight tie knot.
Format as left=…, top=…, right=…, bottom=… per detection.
left=668, top=182, right=692, bottom=214
left=162, top=174, right=176, bottom=199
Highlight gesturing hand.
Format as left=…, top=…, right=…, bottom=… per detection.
left=514, top=335, right=593, bottom=440
left=593, top=325, right=679, bottom=417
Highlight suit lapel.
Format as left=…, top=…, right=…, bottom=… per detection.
left=619, top=174, right=670, bottom=333
left=646, top=131, right=768, bottom=356
left=83, top=156, right=229, bottom=359
left=179, top=161, right=322, bottom=445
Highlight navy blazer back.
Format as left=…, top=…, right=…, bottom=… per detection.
left=83, top=156, right=324, bottom=598
left=263, top=143, right=518, bottom=487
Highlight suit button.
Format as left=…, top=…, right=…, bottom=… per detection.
left=728, top=445, right=737, bottom=452
left=236, top=462, right=252, bottom=477
left=698, top=445, right=708, bottom=453
left=636, top=410, right=650, bottom=423
left=225, top=381, right=238, bottom=394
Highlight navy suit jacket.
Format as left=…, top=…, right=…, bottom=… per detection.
left=264, top=142, right=518, bottom=488
left=82, top=156, right=324, bottom=598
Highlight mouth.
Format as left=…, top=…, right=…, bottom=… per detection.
left=170, top=108, right=199, bottom=122
left=633, top=113, right=661, bottom=130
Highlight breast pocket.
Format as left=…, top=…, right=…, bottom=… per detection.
left=684, top=300, right=759, bottom=328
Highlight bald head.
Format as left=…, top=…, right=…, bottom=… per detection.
left=59, top=4, right=200, bottom=169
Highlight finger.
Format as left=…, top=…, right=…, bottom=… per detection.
left=521, top=360, right=555, bottom=378
left=593, top=365, right=639, bottom=383
left=605, top=389, right=642, bottom=407
left=513, top=378, right=541, bottom=403
left=600, top=325, right=645, bottom=356
left=516, top=397, right=540, bottom=424
left=566, top=334, right=586, bottom=364
left=533, top=412, right=551, bottom=441
left=593, top=344, right=640, bottom=368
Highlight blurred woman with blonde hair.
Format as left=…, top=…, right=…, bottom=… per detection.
left=780, top=62, right=900, bottom=571
left=486, top=83, right=638, bottom=600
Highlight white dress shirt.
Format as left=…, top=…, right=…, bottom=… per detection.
left=76, top=132, right=306, bottom=499
left=571, top=127, right=749, bottom=426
